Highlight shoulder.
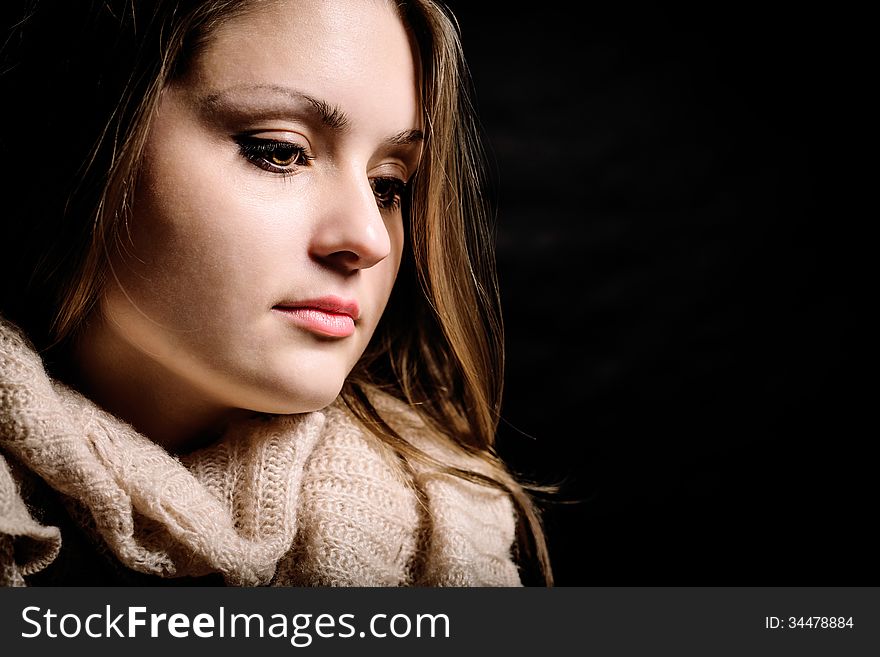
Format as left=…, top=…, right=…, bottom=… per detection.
left=0, top=450, right=61, bottom=586
left=281, top=387, right=522, bottom=586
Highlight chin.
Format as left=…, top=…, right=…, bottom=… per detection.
left=246, top=381, right=344, bottom=416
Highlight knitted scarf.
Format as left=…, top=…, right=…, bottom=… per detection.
left=0, top=318, right=522, bottom=587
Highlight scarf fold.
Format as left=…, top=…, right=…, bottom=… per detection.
left=0, top=318, right=322, bottom=585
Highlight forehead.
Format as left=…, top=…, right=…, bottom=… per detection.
left=183, top=0, right=421, bottom=133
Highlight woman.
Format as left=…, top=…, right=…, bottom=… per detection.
left=0, top=0, right=551, bottom=586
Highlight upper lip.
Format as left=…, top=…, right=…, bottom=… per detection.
left=273, top=295, right=361, bottom=320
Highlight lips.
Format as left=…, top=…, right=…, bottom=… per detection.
left=274, top=295, right=360, bottom=319
left=272, top=295, right=360, bottom=338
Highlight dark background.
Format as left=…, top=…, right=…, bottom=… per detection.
left=447, top=4, right=868, bottom=585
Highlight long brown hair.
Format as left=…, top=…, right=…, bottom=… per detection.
left=0, top=0, right=552, bottom=585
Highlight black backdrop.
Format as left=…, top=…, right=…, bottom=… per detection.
left=446, top=4, right=868, bottom=585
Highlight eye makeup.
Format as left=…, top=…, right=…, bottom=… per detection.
left=201, top=87, right=418, bottom=211
left=370, top=177, right=407, bottom=211
left=235, top=136, right=315, bottom=175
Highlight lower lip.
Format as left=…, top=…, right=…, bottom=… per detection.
left=273, top=307, right=355, bottom=338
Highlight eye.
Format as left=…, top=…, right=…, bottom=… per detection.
left=236, top=137, right=314, bottom=174
left=370, top=176, right=407, bottom=211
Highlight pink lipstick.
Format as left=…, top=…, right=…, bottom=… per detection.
left=273, top=296, right=359, bottom=338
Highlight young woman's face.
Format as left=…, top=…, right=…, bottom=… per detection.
left=95, top=0, right=421, bottom=415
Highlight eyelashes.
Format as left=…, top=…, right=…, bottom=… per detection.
left=370, top=177, right=407, bottom=211
left=235, top=136, right=407, bottom=211
left=237, top=136, right=315, bottom=173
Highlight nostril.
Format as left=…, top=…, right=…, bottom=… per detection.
left=315, top=249, right=371, bottom=275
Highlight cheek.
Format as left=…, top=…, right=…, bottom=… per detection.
left=388, top=213, right=405, bottom=273
left=114, top=143, right=285, bottom=330
left=379, top=217, right=405, bottom=300
left=112, top=207, right=242, bottom=334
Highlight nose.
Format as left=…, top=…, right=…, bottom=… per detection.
left=308, top=170, right=392, bottom=273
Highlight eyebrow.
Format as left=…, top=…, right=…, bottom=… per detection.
left=199, top=84, right=424, bottom=146
left=385, top=128, right=425, bottom=146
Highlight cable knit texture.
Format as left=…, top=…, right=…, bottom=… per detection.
left=0, top=318, right=521, bottom=586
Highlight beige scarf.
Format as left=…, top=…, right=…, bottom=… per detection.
left=0, top=318, right=522, bottom=587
